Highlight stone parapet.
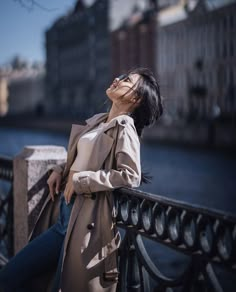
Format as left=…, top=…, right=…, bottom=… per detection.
left=13, top=145, right=67, bottom=253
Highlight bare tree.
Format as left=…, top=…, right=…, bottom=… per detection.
left=13, top=0, right=57, bottom=12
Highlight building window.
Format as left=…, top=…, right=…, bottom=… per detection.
left=139, top=24, right=147, bottom=33
left=223, top=15, right=227, bottom=32
left=229, top=14, right=234, bottom=30
left=229, top=69, right=234, bottom=84
left=230, top=39, right=234, bottom=57
left=118, top=31, right=126, bottom=41
left=208, top=71, right=212, bottom=86
left=216, top=40, right=221, bottom=58
left=223, top=41, right=227, bottom=58
left=89, top=15, right=95, bottom=26
left=98, top=1, right=104, bottom=10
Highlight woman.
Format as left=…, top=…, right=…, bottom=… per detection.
left=0, top=67, right=163, bottom=292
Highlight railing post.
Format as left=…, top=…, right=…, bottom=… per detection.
left=13, top=145, right=67, bottom=254
left=127, top=243, right=141, bottom=292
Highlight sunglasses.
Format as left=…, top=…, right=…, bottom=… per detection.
left=116, top=74, right=140, bottom=97
left=117, top=74, right=129, bottom=81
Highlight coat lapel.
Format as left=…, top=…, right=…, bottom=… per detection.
left=65, top=114, right=135, bottom=177
left=63, top=113, right=109, bottom=176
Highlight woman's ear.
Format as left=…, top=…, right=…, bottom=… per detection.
left=130, top=97, right=142, bottom=111
left=132, top=96, right=142, bottom=105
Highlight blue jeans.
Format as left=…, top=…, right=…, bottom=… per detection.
left=0, top=193, right=75, bottom=292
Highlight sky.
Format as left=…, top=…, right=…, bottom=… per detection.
left=0, top=0, right=147, bottom=66
left=0, top=0, right=77, bottom=66
left=0, top=0, right=233, bottom=67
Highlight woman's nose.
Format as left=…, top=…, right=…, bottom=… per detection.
left=112, top=77, right=119, bottom=86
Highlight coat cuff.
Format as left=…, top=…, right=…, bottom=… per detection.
left=52, top=164, right=64, bottom=174
left=72, top=172, right=91, bottom=194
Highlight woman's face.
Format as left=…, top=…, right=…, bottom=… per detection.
left=106, top=73, right=141, bottom=106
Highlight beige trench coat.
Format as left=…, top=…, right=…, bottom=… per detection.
left=28, top=113, right=141, bottom=292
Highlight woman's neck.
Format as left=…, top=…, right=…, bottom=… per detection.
left=106, top=104, right=131, bottom=123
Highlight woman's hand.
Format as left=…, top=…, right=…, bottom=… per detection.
left=47, top=170, right=62, bottom=202
left=64, top=171, right=75, bottom=205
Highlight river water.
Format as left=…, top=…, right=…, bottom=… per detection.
left=0, top=127, right=236, bottom=290
left=0, top=127, right=235, bottom=214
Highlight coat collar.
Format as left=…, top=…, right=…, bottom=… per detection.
left=85, top=113, right=108, bottom=126
left=85, top=112, right=136, bottom=132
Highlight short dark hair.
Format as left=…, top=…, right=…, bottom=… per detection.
left=129, top=67, right=163, bottom=137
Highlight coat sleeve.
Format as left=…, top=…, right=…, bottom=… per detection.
left=72, top=124, right=141, bottom=193
left=52, top=163, right=66, bottom=174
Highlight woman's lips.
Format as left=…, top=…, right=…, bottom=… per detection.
left=109, top=83, right=117, bottom=90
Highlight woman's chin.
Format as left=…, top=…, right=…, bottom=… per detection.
left=106, top=88, right=113, bottom=99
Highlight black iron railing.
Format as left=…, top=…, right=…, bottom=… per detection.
left=0, top=156, right=236, bottom=291
left=0, top=156, right=14, bottom=266
left=114, top=188, right=236, bottom=291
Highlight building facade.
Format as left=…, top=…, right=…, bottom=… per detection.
left=109, top=0, right=149, bottom=31
left=0, top=76, right=8, bottom=116
left=46, top=0, right=110, bottom=119
left=110, top=1, right=158, bottom=79
left=7, top=69, right=45, bottom=115
left=0, top=65, right=45, bottom=116
left=46, top=0, right=235, bottom=122
left=157, top=0, right=236, bottom=121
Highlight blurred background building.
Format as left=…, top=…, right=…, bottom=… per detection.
left=157, top=0, right=236, bottom=124
left=45, top=0, right=177, bottom=118
left=110, top=1, right=157, bottom=78
left=0, top=0, right=235, bottom=145
left=0, top=77, right=8, bottom=116
left=46, top=0, right=110, bottom=119
left=45, top=0, right=235, bottom=124
left=0, top=57, right=45, bottom=116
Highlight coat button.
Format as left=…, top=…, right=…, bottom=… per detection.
left=121, top=120, right=126, bottom=125
left=87, top=223, right=95, bottom=230
left=91, top=193, right=96, bottom=200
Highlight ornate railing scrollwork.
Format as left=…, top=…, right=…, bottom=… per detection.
left=1, top=155, right=236, bottom=291
left=0, top=156, right=14, bottom=265
left=114, top=188, right=236, bottom=291
left=0, top=156, right=13, bottom=182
